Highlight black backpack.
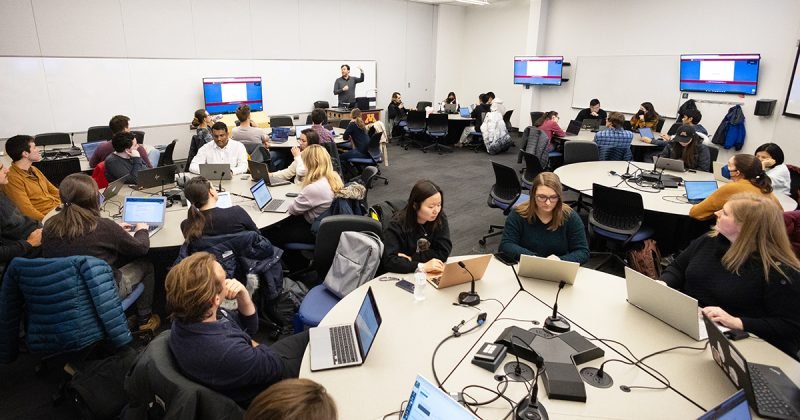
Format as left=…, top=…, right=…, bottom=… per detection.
left=369, top=199, right=407, bottom=231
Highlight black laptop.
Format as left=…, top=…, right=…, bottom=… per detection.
left=703, top=314, right=800, bottom=419
left=564, top=119, right=582, bottom=136
left=247, top=160, right=289, bottom=186
left=136, top=165, right=177, bottom=189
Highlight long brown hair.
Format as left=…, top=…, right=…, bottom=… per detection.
left=192, top=109, right=208, bottom=128
left=245, top=378, right=338, bottom=420
left=302, top=145, right=343, bottom=193
left=351, top=108, right=366, bottom=132
left=515, top=172, right=572, bottom=231
left=397, top=180, right=445, bottom=232
left=669, top=137, right=700, bottom=168
left=165, top=252, right=224, bottom=324
left=709, top=193, right=800, bottom=281
left=534, top=111, right=558, bottom=127
left=182, top=176, right=213, bottom=243
left=44, top=173, right=101, bottom=241
left=732, top=154, right=772, bottom=193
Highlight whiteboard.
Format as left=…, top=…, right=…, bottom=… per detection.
left=571, top=55, right=680, bottom=118
left=0, top=57, right=376, bottom=138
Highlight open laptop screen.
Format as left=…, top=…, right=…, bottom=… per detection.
left=216, top=191, right=232, bottom=209
left=250, top=179, right=271, bottom=209
left=698, top=389, right=751, bottom=420
left=354, top=288, right=381, bottom=359
left=638, top=127, right=655, bottom=139
left=123, top=197, right=166, bottom=224
left=81, top=142, right=101, bottom=160
left=402, top=375, right=477, bottom=420
left=685, top=181, right=718, bottom=202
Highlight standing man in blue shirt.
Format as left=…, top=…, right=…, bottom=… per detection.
left=333, top=64, right=364, bottom=107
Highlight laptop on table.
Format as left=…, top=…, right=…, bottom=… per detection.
left=249, top=178, right=292, bottom=213
left=309, top=287, right=382, bottom=371
left=199, top=163, right=232, bottom=182
left=459, top=107, right=471, bottom=118
left=638, top=127, right=657, bottom=140
left=564, top=119, right=582, bottom=136
left=401, top=374, right=477, bottom=419
left=582, top=118, right=600, bottom=131
left=703, top=313, right=800, bottom=419
left=443, top=103, right=458, bottom=114
left=428, top=255, right=492, bottom=289
left=654, top=157, right=686, bottom=173
left=271, top=127, right=290, bottom=143
left=122, top=196, right=167, bottom=237
left=518, top=255, right=580, bottom=285
left=81, top=141, right=101, bottom=162
left=698, top=390, right=751, bottom=420
left=101, top=177, right=126, bottom=201
left=685, top=181, right=718, bottom=204
left=247, top=160, right=290, bottom=186
left=216, top=191, right=232, bottom=209
left=136, top=165, right=177, bottom=189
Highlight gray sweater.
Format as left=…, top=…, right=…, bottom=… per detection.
left=289, top=178, right=334, bottom=223
left=333, top=72, right=364, bottom=105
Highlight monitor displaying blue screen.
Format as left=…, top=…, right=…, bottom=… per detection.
left=402, top=375, right=476, bottom=420
left=514, top=56, right=563, bottom=86
left=203, top=77, right=263, bottom=114
left=680, top=54, right=760, bottom=95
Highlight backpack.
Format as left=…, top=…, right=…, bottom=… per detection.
left=255, top=277, right=308, bottom=340
left=626, top=239, right=662, bottom=279
left=66, top=346, right=140, bottom=419
left=323, top=231, right=384, bottom=299
left=369, top=199, right=406, bottom=231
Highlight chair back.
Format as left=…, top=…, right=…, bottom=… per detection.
left=426, top=113, right=448, bottom=135
left=131, top=130, right=145, bottom=144
left=321, top=142, right=343, bottom=178
left=416, top=101, right=432, bottom=111
left=368, top=132, right=383, bottom=162
left=87, top=126, right=113, bottom=143
left=360, top=166, right=379, bottom=189
left=34, top=132, right=71, bottom=147
left=589, top=183, right=644, bottom=235
left=598, top=145, right=632, bottom=161
left=305, top=114, right=313, bottom=124
left=655, top=118, right=666, bottom=133
left=314, top=100, right=330, bottom=109
left=530, top=111, right=544, bottom=126
left=707, top=144, right=719, bottom=162
left=564, top=141, right=599, bottom=165
left=91, top=161, right=109, bottom=189
left=503, top=110, right=514, bottom=122
left=406, top=110, right=427, bottom=131
left=338, top=119, right=351, bottom=129
left=270, top=115, right=293, bottom=127
left=520, top=151, right=545, bottom=187
left=185, top=134, right=206, bottom=171
left=313, top=215, right=382, bottom=279
left=32, top=157, right=81, bottom=186
left=489, top=161, right=522, bottom=205
left=157, top=139, right=177, bottom=167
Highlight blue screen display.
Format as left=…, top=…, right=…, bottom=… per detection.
left=514, top=56, right=563, bottom=86
left=680, top=54, right=760, bottom=95
left=203, top=77, right=263, bottom=114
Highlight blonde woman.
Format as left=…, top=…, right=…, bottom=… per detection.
left=498, top=172, right=589, bottom=263
left=662, top=193, right=800, bottom=357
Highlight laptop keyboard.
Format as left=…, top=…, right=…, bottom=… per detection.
left=749, top=364, right=799, bottom=418
left=264, top=198, right=285, bottom=212
left=330, top=325, right=358, bottom=365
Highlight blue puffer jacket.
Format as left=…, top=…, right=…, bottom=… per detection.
left=0, top=256, right=132, bottom=363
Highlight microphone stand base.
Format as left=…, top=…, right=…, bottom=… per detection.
left=544, top=316, right=570, bottom=333
left=504, top=361, right=534, bottom=382
left=457, top=292, right=480, bottom=306
left=515, top=398, right=549, bottom=420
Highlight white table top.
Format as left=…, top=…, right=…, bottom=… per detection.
left=558, top=129, right=656, bottom=147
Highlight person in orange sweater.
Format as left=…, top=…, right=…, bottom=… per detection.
left=689, top=154, right=778, bottom=220
left=2, top=135, right=61, bottom=221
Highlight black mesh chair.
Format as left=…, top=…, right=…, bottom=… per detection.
left=563, top=141, right=599, bottom=165
left=423, top=113, right=451, bottom=154
left=270, top=115, right=293, bottom=127
left=479, top=162, right=529, bottom=246
left=313, top=100, right=330, bottom=109
left=305, top=115, right=313, bottom=124
left=401, top=110, right=427, bottom=150
left=157, top=139, right=177, bottom=167
left=707, top=144, right=719, bottom=163
left=346, top=132, right=389, bottom=186
left=655, top=118, right=666, bottom=133
left=339, top=119, right=351, bottom=129
left=503, top=110, right=514, bottom=132
left=34, top=132, right=71, bottom=147
left=131, top=130, right=145, bottom=144
left=520, top=151, right=545, bottom=190
left=530, top=111, right=544, bottom=126
left=185, top=134, right=207, bottom=171
left=86, top=126, right=113, bottom=143
left=416, top=101, right=432, bottom=111
left=32, top=157, right=81, bottom=186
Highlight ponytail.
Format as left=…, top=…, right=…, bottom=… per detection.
left=182, top=176, right=213, bottom=243
left=351, top=109, right=366, bottom=132
left=751, top=170, right=773, bottom=194
left=183, top=205, right=206, bottom=243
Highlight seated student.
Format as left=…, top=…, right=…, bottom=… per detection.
left=662, top=193, right=800, bottom=357
left=442, top=91, right=459, bottom=112
left=41, top=173, right=159, bottom=331
left=629, top=102, right=660, bottom=130
left=89, top=115, right=153, bottom=169
left=3, top=135, right=61, bottom=221
left=499, top=172, right=589, bottom=263
left=180, top=176, right=259, bottom=242
left=486, top=91, right=506, bottom=115
left=387, top=92, right=408, bottom=138
left=0, top=163, right=43, bottom=272
left=657, top=125, right=711, bottom=172
left=574, top=98, right=608, bottom=125
left=755, top=143, right=791, bottom=196
left=339, top=109, right=371, bottom=178
left=593, top=111, right=633, bottom=160
left=267, top=145, right=341, bottom=246
left=192, top=108, right=214, bottom=144
left=189, top=121, right=249, bottom=175
left=690, top=154, right=778, bottom=220
left=104, top=132, right=147, bottom=184
left=166, top=252, right=309, bottom=408
left=245, top=378, right=337, bottom=420
left=382, top=180, right=451, bottom=274
left=309, top=108, right=334, bottom=143
left=231, top=104, right=267, bottom=144
left=458, top=94, right=492, bottom=145
left=271, top=129, right=318, bottom=184
left=644, top=109, right=709, bottom=151
left=533, top=111, right=567, bottom=150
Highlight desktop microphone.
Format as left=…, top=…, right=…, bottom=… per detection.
left=457, top=261, right=480, bottom=306
left=515, top=355, right=548, bottom=420
left=503, top=335, right=534, bottom=382
left=543, top=281, right=570, bottom=333
left=217, top=171, right=226, bottom=192
left=621, top=160, right=632, bottom=179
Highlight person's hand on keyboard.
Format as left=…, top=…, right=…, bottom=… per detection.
left=134, top=223, right=149, bottom=232
left=702, top=306, right=744, bottom=330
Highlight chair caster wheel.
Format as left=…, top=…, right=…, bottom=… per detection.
left=384, top=180, right=389, bottom=185
left=479, top=239, right=487, bottom=246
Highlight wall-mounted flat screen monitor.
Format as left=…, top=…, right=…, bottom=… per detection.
left=679, top=54, right=760, bottom=95
left=783, top=46, right=800, bottom=118
left=203, top=76, right=263, bottom=114
left=513, top=56, right=563, bottom=86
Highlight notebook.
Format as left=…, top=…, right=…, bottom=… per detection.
left=624, top=267, right=707, bottom=340
left=81, top=141, right=101, bottom=161
left=122, top=196, right=166, bottom=237
left=216, top=191, right=232, bottom=209
left=703, top=314, right=800, bottom=419
left=249, top=178, right=292, bottom=213
left=517, top=255, right=580, bottom=285
left=697, top=390, right=751, bottom=420
left=309, top=287, right=382, bottom=371
left=401, top=374, right=477, bottom=420
left=199, top=163, right=232, bottom=181
left=684, top=181, right=718, bottom=204
left=427, top=255, right=492, bottom=289
left=136, top=165, right=177, bottom=189
left=247, top=160, right=290, bottom=186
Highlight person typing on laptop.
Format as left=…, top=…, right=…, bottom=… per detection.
left=189, top=121, right=249, bottom=175
left=270, top=129, right=318, bottom=185
left=104, top=132, right=147, bottom=184
left=533, top=111, right=567, bottom=150
left=41, top=173, right=159, bottom=332
left=180, top=176, right=259, bottom=243
left=499, top=173, right=589, bottom=264
left=661, top=193, right=800, bottom=357
left=574, top=98, right=607, bottom=125
left=166, top=252, right=309, bottom=408
left=655, top=125, right=711, bottom=172
left=382, top=180, right=451, bottom=274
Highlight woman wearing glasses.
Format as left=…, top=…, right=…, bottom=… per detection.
left=499, top=172, right=589, bottom=263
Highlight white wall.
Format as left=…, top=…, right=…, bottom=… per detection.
left=433, top=5, right=465, bottom=105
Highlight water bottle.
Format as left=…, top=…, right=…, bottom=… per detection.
left=414, top=264, right=427, bottom=301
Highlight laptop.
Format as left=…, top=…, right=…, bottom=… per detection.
left=249, top=178, right=292, bottom=213
left=685, top=181, right=719, bottom=204
left=428, top=255, right=492, bottom=289
left=199, top=163, right=232, bottom=181
left=136, top=165, right=177, bottom=189
left=564, top=119, right=582, bottom=136
left=517, top=255, right=580, bottom=285
left=703, top=313, right=800, bottom=419
left=698, top=390, right=751, bottom=420
left=216, top=191, right=232, bottom=209
left=81, top=141, right=101, bottom=161
left=713, top=161, right=731, bottom=183
left=582, top=118, right=600, bottom=131
left=401, top=374, right=477, bottom=420
left=443, top=103, right=458, bottom=114
left=292, top=124, right=311, bottom=137
left=459, top=107, right=471, bottom=118
left=122, top=196, right=167, bottom=237
left=638, top=127, right=657, bottom=139
left=655, top=157, right=686, bottom=172
left=309, top=287, right=382, bottom=371
left=624, top=267, right=707, bottom=340
left=247, top=160, right=290, bottom=186
left=271, top=127, right=290, bottom=143
left=101, top=177, right=126, bottom=201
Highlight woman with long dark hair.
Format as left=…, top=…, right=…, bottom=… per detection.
left=755, top=142, right=791, bottom=196
left=630, top=102, right=659, bottom=129
left=180, top=176, right=259, bottom=243
left=657, top=125, right=711, bottom=172
left=690, top=154, right=778, bottom=220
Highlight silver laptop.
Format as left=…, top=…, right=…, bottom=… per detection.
left=655, top=157, right=686, bottom=172
left=624, top=267, right=706, bottom=340
left=216, top=191, right=232, bottom=209
left=517, top=255, right=580, bottom=284
left=249, top=178, right=292, bottom=213
left=101, top=177, right=126, bottom=202
left=713, top=161, right=730, bottom=183
left=199, top=163, right=233, bottom=181
left=402, top=374, right=477, bottom=419
left=122, top=196, right=167, bottom=237
left=443, top=103, right=458, bottom=114
left=309, top=287, right=382, bottom=371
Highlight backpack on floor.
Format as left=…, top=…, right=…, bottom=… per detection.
left=323, top=231, right=384, bottom=299
left=626, top=239, right=662, bottom=279
left=256, top=277, right=308, bottom=340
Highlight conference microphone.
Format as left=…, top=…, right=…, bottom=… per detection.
left=515, top=356, right=548, bottom=420
left=543, top=281, right=570, bottom=333
left=622, top=160, right=632, bottom=179
left=217, top=170, right=226, bottom=192
left=457, top=261, right=480, bottom=306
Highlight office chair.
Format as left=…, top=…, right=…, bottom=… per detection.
left=131, top=130, right=145, bottom=144
left=34, top=133, right=73, bottom=159
left=91, top=161, right=109, bottom=189
left=563, top=141, right=599, bottom=165
left=185, top=134, right=207, bottom=172
left=313, top=100, right=330, bottom=109
left=479, top=162, right=529, bottom=246
left=86, top=126, right=114, bottom=143
left=423, top=113, right=451, bottom=154
left=305, top=114, right=313, bottom=124
left=503, top=110, right=514, bottom=132
left=402, top=110, right=427, bottom=150
left=598, top=145, right=632, bottom=161
left=655, top=118, right=666, bottom=133
left=530, top=111, right=544, bottom=126
left=416, top=101, right=432, bottom=111
left=32, top=157, right=81, bottom=186
left=293, top=216, right=382, bottom=333
left=157, top=139, right=177, bottom=167
left=270, top=115, right=293, bottom=127
left=339, top=119, right=351, bottom=129
left=346, top=132, right=389, bottom=185
left=520, top=151, right=545, bottom=191
left=588, top=183, right=654, bottom=272
left=707, top=144, right=719, bottom=163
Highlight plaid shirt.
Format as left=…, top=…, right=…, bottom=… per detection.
left=594, top=127, right=633, bottom=148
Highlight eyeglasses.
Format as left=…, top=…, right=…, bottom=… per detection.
left=535, top=194, right=559, bottom=203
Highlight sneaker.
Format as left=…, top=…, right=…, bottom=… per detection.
left=138, top=313, right=161, bottom=332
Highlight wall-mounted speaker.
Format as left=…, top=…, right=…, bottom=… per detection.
left=754, top=99, right=777, bottom=116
